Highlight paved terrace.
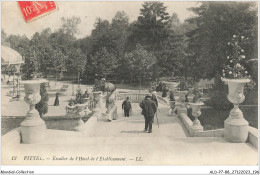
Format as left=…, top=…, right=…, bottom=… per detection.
left=1, top=81, right=258, bottom=165
left=2, top=101, right=258, bottom=165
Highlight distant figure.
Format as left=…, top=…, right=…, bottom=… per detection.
left=139, top=95, right=157, bottom=133
left=162, top=87, right=168, bottom=97
left=169, top=91, right=176, bottom=101
left=54, top=93, right=59, bottom=106
left=122, top=97, right=132, bottom=117
left=185, top=94, right=189, bottom=103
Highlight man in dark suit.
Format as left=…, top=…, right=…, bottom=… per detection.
left=139, top=95, right=157, bottom=133
left=122, top=97, right=132, bottom=117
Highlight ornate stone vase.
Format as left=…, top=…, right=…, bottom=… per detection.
left=21, top=79, right=47, bottom=143
left=222, top=78, right=250, bottom=143
left=168, top=101, right=176, bottom=116
left=74, top=103, right=86, bottom=130
left=76, top=104, right=86, bottom=114
left=189, top=102, right=204, bottom=136
left=92, top=91, right=107, bottom=116
left=83, top=97, right=92, bottom=115
left=93, top=91, right=102, bottom=104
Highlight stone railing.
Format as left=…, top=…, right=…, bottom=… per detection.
left=177, top=106, right=224, bottom=137
left=176, top=106, right=258, bottom=149
left=116, top=92, right=168, bottom=106
left=116, top=93, right=148, bottom=103
left=156, top=95, right=169, bottom=105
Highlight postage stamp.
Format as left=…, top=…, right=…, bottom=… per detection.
left=18, top=1, right=56, bottom=22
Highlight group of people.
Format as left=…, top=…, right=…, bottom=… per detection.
left=122, top=91, right=158, bottom=133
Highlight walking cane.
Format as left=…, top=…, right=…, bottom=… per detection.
left=155, top=112, right=159, bottom=128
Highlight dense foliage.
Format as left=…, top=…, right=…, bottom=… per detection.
left=1, top=2, right=257, bottom=84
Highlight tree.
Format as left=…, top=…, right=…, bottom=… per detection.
left=111, top=11, right=130, bottom=80
left=67, top=47, right=87, bottom=85
left=1, top=30, right=8, bottom=45
left=186, top=2, right=257, bottom=79
left=90, top=47, right=118, bottom=80
left=61, top=16, right=81, bottom=37
left=50, top=49, right=67, bottom=85
left=125, top=44, right=156, bottom=89
left=128, top=2, right=170, bottom=51
left=35, top=83, right=49, bottom=118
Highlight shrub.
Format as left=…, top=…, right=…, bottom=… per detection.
left=190, top=88, right=202, bottom=103
left=204, top=75, right=232, bottom=109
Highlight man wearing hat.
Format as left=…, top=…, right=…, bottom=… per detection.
left=122, top=97, right=132, bottom=117
left=139, top=95, right=157, bottom=133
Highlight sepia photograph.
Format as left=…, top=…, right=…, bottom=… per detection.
left=1, top=1, right=258, bottom=174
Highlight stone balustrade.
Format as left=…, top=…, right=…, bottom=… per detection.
left=176, top=106, right=258, bottom=149
left=116, top=92, right=168, bottom=106
left=116, top=93, right=148, bottom=103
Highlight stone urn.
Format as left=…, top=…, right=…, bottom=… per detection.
left=186, top=94, right=194, bottom=108
left=21, top=79, right=47, bottom=143
left=92, top=91, right=107, bottom=116
left=93, top=91, right=102, bottom=104
left=222, top=78, right=250, bottom=142
left=168, top=101, right=176, bottom=116
left=189, top=102, right=204, bottom=136
left=83, top=97, right=92, bottom=115
left=177, top=90, right=189, bottom=105
left=74, top=103, right=86, bottom=131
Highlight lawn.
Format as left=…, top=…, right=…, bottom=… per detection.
left=187, top=106, right=258, bottom=131
left=1, top=117, right=90, bottom=136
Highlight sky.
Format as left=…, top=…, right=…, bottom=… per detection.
left=1, top=1, right=199, bottom=39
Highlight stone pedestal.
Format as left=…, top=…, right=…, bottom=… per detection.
left=92, top=91, right=107, bottom=120
left=84, top=98, right=92, bottom=116
left=222, top=78, right=250, bottom=143
left=189, top=102, right=204, bottom=137
left=21, top=80, right=46, bottom=144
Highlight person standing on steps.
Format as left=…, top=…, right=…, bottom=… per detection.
left=139, top=95, right=157, bottom=133
left=54, top=93, right=59, bottom=106
left=122, top=97, right=132, bottom=117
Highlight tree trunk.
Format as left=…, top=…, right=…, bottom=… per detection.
left=130, top=73, right=133, bottom=85
left=55, top=69, right=57, bottom=87
left=78, top=71, right=80, bottom=86
left=139, top=73, right=141, bottom=92
left=72, top=72, right=74, bottom=96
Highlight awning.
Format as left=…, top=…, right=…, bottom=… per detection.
left=1, top=45, right=24, bottom=65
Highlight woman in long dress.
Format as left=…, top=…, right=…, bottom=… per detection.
left=106, top=89, right=118, bottom=120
